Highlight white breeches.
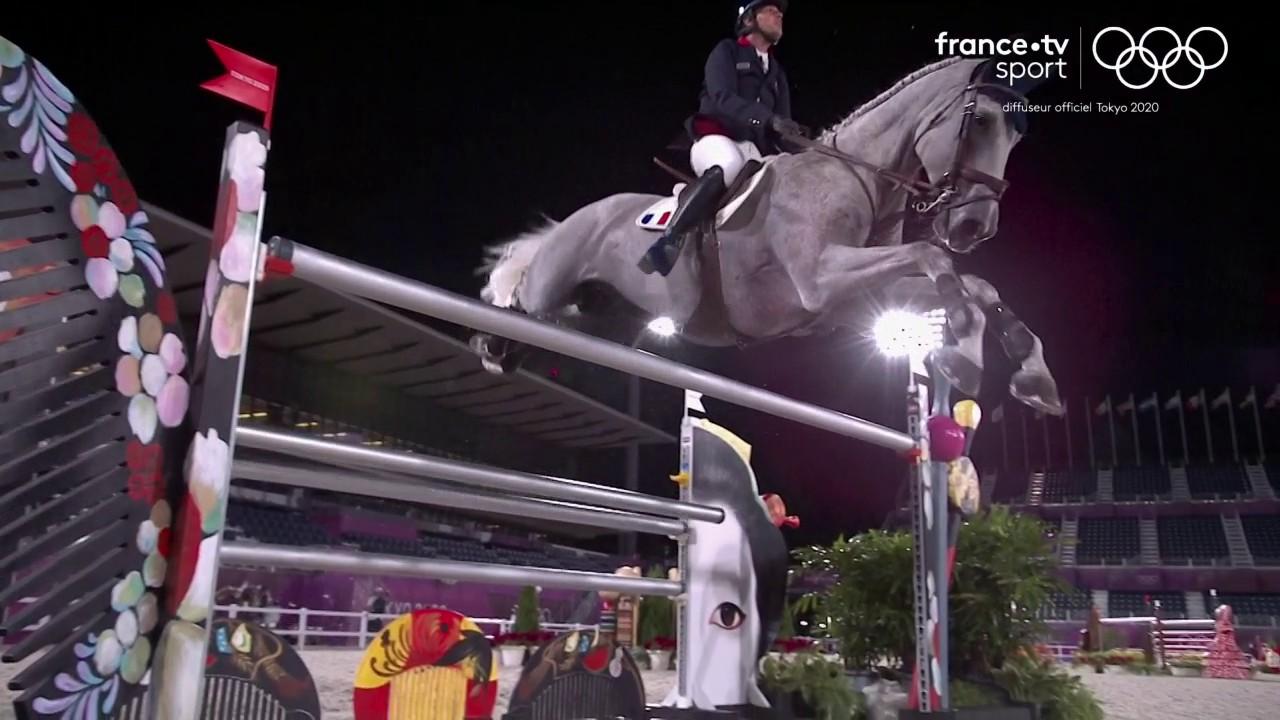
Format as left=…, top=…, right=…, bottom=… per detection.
left=690, top=134, right=762, bottom=186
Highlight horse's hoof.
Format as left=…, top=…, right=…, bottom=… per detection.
left=470, top=333, right=508, bottom=375
left=931, top=347, right=982, bottom=396
left=1011, top=369, right=1063, bottom=416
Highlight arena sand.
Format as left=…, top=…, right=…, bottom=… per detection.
left=3, top=649, right=1279, bottom=718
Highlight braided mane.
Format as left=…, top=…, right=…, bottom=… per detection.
left=818, top=57, right=970, bottom=143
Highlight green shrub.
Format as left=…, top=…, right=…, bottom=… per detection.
left=777, top=599, right=796, bottom=640
left=992, top=654, right=1104, bottom=720
left=637, top=565, right=674, bottom=648
left=793, top=506, right=1064, bottom=675
left=513, top=585, right=541, bottom=634
left=759, top=653, right=859, bottom=720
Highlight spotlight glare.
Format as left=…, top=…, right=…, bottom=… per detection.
left=647, top=316, right=677, bottom=337
left=874, top=308, right=946, bottom=357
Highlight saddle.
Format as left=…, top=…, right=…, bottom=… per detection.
left=636, top=156, right=774, bottom=231
left=652, top=156, right=775, bottom=349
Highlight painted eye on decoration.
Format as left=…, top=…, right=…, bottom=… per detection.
left=710, top=602, right=745, bottom=630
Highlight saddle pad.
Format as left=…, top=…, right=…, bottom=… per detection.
left=636, top=155, right=777, bottom=231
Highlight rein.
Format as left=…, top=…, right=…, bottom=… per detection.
left=791, top=79, right=1030, bottom=218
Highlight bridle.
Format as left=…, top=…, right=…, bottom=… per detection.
left=916, top=77, right=1027, bottom=216
left=791, top=65, right=1030, bottom=223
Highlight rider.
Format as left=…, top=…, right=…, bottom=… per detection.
left=638, top=0, right=808, bottom=276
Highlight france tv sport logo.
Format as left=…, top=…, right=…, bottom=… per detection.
left=1091, top=27, right=1228, bottom=90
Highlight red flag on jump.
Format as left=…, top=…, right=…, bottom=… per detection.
left=201, top=40, right=278, bottom=130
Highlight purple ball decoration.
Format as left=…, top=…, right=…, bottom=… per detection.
left=928, top=415, right=966, bottom=462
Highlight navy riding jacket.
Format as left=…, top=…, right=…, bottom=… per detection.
left=686, top=36, right=792, bottom=154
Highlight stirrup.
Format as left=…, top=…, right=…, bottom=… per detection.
left=638, top=235, right=684, bottom=276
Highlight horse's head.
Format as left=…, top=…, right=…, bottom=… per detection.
left=914, top=61, right=1026, bottom=253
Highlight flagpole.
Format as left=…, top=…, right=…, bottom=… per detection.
left=1041, top=412, right=1051, bottom=470
left=1248, top=386, right=1265, bottom=463
left=1085, top=396, right=1096, bottom=469
left=1225, top=389, right=1239, bottom=463
left=1127, top=393, right=1141, bottom=466
left=1107, top=395, right=1118, bottom=469
left=1000, top=407, right=1009, bottom=469
left=1064, top=401, right=1073, bottom=469
left=1174, top=393, right=1189, bottom=467
left=1200, top=389, right=1214, bottom=464
left=1020, top=408, right=1030, bottom=471
left=1152, top=393, right=1166, bottom=467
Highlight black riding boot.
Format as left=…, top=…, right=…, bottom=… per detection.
left=638, top=165, right=727, bottom=276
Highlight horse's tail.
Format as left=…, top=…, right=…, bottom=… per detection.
left=476, top=215, right=559, bottom=309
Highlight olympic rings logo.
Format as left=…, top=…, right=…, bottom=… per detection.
left=1091, top=27, right=1228, bottom=90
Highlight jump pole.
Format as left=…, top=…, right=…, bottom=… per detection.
left=236, top=426, right=722, bottom=523
left=220, top=543, right=683, bottom=597
left=264, top=238, right=916, bottom=454
left=233, top=459, right=688, bottom=537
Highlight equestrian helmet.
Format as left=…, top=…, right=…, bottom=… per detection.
left=735, top=0, right=787, bottom=35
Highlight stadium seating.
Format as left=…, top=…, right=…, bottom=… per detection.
left=1205, top=593, right=1280, bottom=626
left=1042, top=587, right=1092, bottom=621
left=1041, top=470, right=1096, bottom=503
left=1241, top=514, right=1280, bottom=565
left=225, top=503, right=334, bottom=547
left=1157, top=516, right=1230, bottom=565
left=1076, top=518, right=1140, bottom=565
left=225, top=501, right=623, bottom=573
left=1186, top=465, right=1249, bottom=499
left=1112, top=467, right=1170, bottom=500
left=1109, top=591, right=1187, bottom=619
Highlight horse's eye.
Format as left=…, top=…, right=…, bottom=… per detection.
left=974, top=113, right=989, bottom=128
left=711, top=602, right=745, bottom=630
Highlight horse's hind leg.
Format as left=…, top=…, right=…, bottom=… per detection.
left=959, top=275, right=1062, bottom=415
left=472, top=216, right=599, bottom=374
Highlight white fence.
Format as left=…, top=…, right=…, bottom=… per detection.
left=213, top=605, right=597, bottom=650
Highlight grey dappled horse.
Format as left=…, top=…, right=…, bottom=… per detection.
left=472, top=57, right=1062, bottom=415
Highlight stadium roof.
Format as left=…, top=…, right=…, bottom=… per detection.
left=145, top=203, right=675, bottom=452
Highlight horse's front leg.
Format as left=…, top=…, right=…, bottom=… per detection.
left=882, top=274, right=1062, bottom=414
left=779, top=240, right=987, bottom=395
left=958, top=275, right=1062, bottom=415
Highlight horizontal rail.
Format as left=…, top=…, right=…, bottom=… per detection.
left=232, top=459, right=686, bottom=536
left=235, top=427, right=722, bottom=523
left=269, top=238, right=915, bottom=454
left=221, top=542, right=683, bottom=597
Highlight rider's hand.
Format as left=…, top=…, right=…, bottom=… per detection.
left=769, top=116, right=809, bottom=138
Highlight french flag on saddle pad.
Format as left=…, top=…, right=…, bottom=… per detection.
left=635, top=193, right=680, bottom=230
left=641, top=210, right=671, bottom=227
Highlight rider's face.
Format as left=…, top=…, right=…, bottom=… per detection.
left=754, top=6, right=783, bottom=43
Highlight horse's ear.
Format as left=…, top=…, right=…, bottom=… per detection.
left=970, top=58, right=997, bottom=85
left=970, top=60, right=1043, bottom=94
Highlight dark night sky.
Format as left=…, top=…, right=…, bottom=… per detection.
left=12, top=4, right=1274, bottom=544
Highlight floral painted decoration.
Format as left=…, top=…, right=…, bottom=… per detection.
left=0, top=34, right=192, bottom=719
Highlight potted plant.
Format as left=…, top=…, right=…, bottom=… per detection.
left=759, top=652, right=859, bottom=720
left=792, top=509, right=1104, bottom=720
left=493, top=633, right=529, bottom=667
left=772, top=637, right=817, bottom=660
left=637, top=567, right=675, bottom=668
left=1168, top=655, right=1203, bottom=677
left=1102, top=648, right=1144, bottom=673
left=497, top=585, right=542, bottom=667
left=645, top=636, right=676, bottom=670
